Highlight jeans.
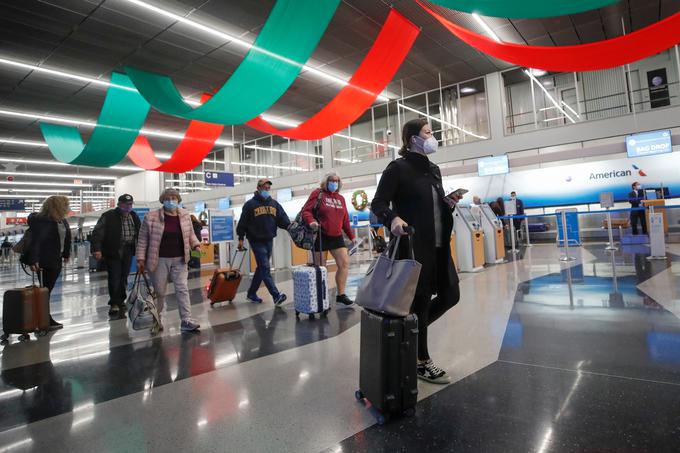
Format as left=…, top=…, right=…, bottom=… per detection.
left=105, top=244, right=134, bottom=307
left=248, top=240, right=280, bottom=298
left=410, top=247, right=461, bottom=361
left=149, top=257, right=193, bottom=322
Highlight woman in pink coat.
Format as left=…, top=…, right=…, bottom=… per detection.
left=136, top=188, right=202, bottom=332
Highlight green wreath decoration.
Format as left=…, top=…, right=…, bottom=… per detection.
left=351, top=190, right=368, bottom=211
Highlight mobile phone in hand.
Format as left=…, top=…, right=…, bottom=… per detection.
left=447, top=188, right=468, bottom=199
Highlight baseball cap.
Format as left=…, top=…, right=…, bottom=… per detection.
left=257, top=178, right=273, bottom=187
left=118, top=194, right=134, bottom=204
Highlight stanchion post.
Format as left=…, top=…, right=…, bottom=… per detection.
left=524, top=217, right=533, bottom=247
left=605, top=208, right=618, bottom=251
left=560, top=210, right=576, bottom=262
left=509, top=217, right=519, bottom=255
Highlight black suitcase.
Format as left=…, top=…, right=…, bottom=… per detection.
left=355, top=309, right=418, bottom=424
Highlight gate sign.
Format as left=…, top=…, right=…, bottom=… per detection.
left=204, top=171, right=235, bottom=187
left=626, top=129, right=672, bottom=158
left=0, top=199, right=25, bottom=211
left=6, top=217, right=27, bottom=225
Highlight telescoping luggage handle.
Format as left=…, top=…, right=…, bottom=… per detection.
left=385, top=226, right=415, bottom=279
left=231, top=246, right=248, bottom=271
left=310, top=226, right=323, bottom=266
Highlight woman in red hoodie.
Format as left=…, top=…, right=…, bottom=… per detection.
left=302, top=172, right=357, bottom=307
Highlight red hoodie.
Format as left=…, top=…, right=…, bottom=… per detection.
left=302, top=189, right=354, bottom=240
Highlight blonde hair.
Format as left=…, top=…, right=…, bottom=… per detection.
left=320, top=172, right=342, bottom=192
left=39, top=196, right=70, bottom=221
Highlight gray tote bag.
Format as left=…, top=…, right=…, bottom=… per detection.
left=355, top=234, right=422, bottom=317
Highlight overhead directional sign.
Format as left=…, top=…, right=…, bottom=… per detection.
left=205, top=171, right=235, bottom=187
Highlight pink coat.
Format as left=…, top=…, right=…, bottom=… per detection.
left=136, top=208, right=200, bottom=272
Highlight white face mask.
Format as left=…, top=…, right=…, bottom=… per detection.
left=412, top=136, right=438, bottom=155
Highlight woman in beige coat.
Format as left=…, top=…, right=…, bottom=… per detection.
left=137, top=189, right=202, bottom=332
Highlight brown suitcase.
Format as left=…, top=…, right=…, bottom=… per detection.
left=2, top=277, right=50, bottom=342
left=207, top=248, right=248, bottom=306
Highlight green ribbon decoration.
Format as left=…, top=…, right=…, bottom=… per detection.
left=125, top=0, right=340, bottom=124
left=40, top=72, right=150, bottom=167
left=426, top=0, right=619, bottom=18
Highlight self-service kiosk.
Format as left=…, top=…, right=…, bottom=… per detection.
left=453, top=206, right=485, bottom=272
left=480, top=204, right=506, bottom=264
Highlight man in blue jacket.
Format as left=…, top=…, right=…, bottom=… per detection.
left=237, top=179, right=291, bottom=305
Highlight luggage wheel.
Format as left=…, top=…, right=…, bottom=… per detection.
left=295, top=310, right=300, bottom=318
left=0, top=332, right=8, bottom=342
left=322, top=309, right=329, bottom=318
left=35, top=330, right=48, bottom=338
left=354, top=390, right=364, bottom=402
left=309, top=313, right=315, bottom=320
left=18, top=333, right=30, bottom=342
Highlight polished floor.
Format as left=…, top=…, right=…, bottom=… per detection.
left=1, top=243, right=680, bottom=452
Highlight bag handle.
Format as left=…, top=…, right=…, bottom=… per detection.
left=385, top=227, right=415, bottom=279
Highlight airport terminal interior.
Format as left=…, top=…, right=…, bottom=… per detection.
left=1, top=0, right=680, bottom=452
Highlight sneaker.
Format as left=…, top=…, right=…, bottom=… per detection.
left=246, top=294, right=263, bottom=304
left=274, top=293, right=287, bottom=306
left=336, top=294, right=355, bottom=308
left=108, top=305, right=120, bottom=316
left=180, top=319, right=200, bottom=332
left=417, top=360, right=451, bottom=384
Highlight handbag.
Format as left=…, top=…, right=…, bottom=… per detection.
left=355, top=231, right=422, bottom=317
left=288, top=191, right=323, bottom=250
left=127, top=272, right=161, bottom=334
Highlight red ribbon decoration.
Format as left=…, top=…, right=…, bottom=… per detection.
left=246, top=9, right=419, bottom=140
left=128, top=93, right=224, bottom=172
left=418, top=0, right=680, bottom=72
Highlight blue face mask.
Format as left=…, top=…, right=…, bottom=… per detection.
left=260, top=190, right=271, bottom=199
left=163, top=200, right=179, bottom=210
left=328, top=182, right=339, bottom=192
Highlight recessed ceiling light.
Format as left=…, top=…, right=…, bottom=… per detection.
left=460, top=87, right=477, bottom=94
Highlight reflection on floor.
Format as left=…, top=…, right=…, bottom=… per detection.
left=1, top=244, right=680, bottom=452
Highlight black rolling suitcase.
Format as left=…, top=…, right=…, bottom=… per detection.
left=355, top=309, right=418, bottom=424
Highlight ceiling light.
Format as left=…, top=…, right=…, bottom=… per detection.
left=523, top=70, right=575, bottom=123
left=397, top=103, right=488, bottom=140
left=231, top=161, right=307, bottom=171
left=243, top=144, right=323, bottom=158
left=0, top=188, right=71, bottom=193
left=333, top=133, right=401, bottom=150
left=0, top=170, right=112, bottom=180
left=0, top=181, right=92, bottom=188
left=260, top=115, right=300, bottom=128
left=118, top=0, right=391, bottom=102
left=0, top=138, right=48, bottom=147
left=460, top=87, right=477, bottom=94
left=0, top=157, right=137, bottom=171
left=472, top=13, right=501, bottom=43
left=0, top=195, right=39, bottom=201
left=530, top=68, right=547, bottom=77
left=0, top=108, right=233, bottom=146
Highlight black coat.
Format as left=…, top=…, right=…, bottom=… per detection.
left=91, top=208, right=141, bottom=259
left=371, top=152, right=459, bottom=296
left=27, top=214, right=72, bottom=269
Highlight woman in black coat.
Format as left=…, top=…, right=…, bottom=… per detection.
left=27, top=196, right=72, bottom=330
left=371, top=118, right=461, bottom=384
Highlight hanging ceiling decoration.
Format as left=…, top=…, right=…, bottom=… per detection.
left=425, top=0, right=619, bottom=18
left=419, top=0, right=680, bottom=72
left=124, top=0, right=340, bottom=125
left=39, top=72, right=150, bottom=167
left=246, top=9, right=419, bottom=140
left=127, top=94, right=224, bottom=172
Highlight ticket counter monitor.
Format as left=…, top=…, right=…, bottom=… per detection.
left=453, top=206, right=485, bottom=272
left=480, top=204, right=506, bottom=264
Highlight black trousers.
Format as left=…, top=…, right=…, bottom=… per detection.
left=38, top=267, right=62, bottom=294
left=410, top=247, right=461, bottom=361
left=105, top=245, right=134, bottom=307
left=630, top=211, right=647, bottom=235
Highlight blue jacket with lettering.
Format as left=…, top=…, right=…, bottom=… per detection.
left=236, top=192, right=291, bottom=242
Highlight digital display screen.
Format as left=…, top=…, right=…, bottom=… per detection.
left=478, top=155, right=509, bottom=177
left=460, top=207, right=477, bottom=224
left=626, top=129, right=672, bottom=158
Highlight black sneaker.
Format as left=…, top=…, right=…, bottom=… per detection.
left=417, top=360, right=451, bottom=384
left=274, top=293, right=287, bottom=306
left=108, top=305, right=120, bottom=316
left=336, top=294, right=355, bottom=308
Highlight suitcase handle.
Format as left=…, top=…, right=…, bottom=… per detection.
left=31, top=270, right=44, bottom=288
left=230, top=247, right=248, bottom=270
